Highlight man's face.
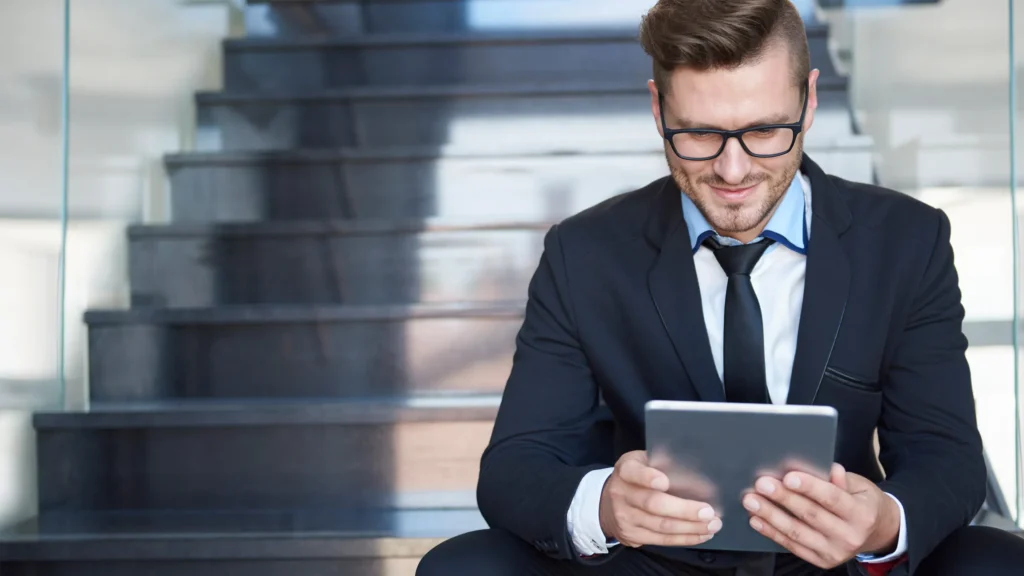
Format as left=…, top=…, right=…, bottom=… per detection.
left=650, top=43, right=818, bottom=243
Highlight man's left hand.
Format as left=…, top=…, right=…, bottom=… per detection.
left=743, top=463, right=901, bottom=570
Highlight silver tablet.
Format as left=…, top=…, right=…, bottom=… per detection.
left=644, top=400, right=838, bottom=554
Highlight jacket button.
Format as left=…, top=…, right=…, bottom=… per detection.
left=699, top=551, right=716, bottom=563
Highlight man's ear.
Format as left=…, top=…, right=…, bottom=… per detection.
left=803, top=68, right=820, bottom=134
left=649, top=79, right=664, bottom=138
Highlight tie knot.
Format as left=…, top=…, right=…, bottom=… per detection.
left=703, top=237, right=775, bottom=276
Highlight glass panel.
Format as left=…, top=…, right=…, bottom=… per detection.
left=822, top=0, right=1018, bottom=520
left=61, top=1, right=235, bottom=411
left=0, top=0, right=68, bottom=531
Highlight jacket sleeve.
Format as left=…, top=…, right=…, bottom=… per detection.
left=875, top=209, right=986, bottom=575
left=477, top=224, right=614, bottom=561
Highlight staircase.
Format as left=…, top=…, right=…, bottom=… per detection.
left=0, top=1, right=875, bottom=574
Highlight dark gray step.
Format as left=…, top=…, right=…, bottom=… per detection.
left=163, top=142, right=875, bottom=224
left=224, top=29, right=651, bottom=91
left=243, top=0, right=835, bottom=48
left=85, top=303, right=522, bottom=402
left=225, top=26, right=838, bottom=91
left=1, top=508, right=484, bottom=575
left=127, top=220, right=547, bottom=308
left=241, top=0, right=831, bottom=40
left=164, top=146, right=669, bottom=223
left=194, top=79, right=853, bottom=152
left=34, top=398, right=496, bottom=513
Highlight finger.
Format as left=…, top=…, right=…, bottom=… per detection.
left=618, top=525, right=716, bottom=548
left=743, top=493, right=832, bottom=555
left=630, top=508, right=722, bottom=536
left=830, top=463, right=848, bottom=491
left=626, top=488, right=716, bottom=522
left=752, top=477, right=846, bottom=537
left=619, top=456, right=670, bottom=491
left=778, top=471, right=856, bottom=519
left=748, top=514, right=834, bottom=569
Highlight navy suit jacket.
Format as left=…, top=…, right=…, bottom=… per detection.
left=476, top=155, right=986, bottom=575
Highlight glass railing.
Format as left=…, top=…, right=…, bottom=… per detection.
left=821, top=0, right=1019, bottom=522
left=0, top=0, right=67, bottom=531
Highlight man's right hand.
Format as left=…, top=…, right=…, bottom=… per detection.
left=598, top=450, right=722, bottom=548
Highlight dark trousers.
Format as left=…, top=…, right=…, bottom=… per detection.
left=417, top=526, right=1024, bottom=576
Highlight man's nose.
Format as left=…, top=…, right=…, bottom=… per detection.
left=713, top=137, right=752, bottom=185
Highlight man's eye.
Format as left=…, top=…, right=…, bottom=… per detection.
left=752, top=128, right=778, bottom=137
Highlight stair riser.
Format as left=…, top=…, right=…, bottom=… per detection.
left=225, top=41, right=650, bottom=92
left=87, top=315, right=519, bottom=402
left=165, top=147, right=876, bottom=224
left=2, top=559, right=422, bottom=576
left=38, top=420, right=490, bottom=512
left=128, top=227, right=543, bottom=308
left=167, top=152, right=666, bottom=223
left=194, top=88, right=853, bottom=152
left=196, top=90, right=646, bottom=151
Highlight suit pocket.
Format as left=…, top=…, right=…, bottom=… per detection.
left=823, top=366, right=880, bottom=394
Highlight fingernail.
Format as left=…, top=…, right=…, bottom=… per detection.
left=750, top=518, right=764, bottom=531
left=743, top=495, right=760, bottom=512
left=756, top=478, right=775, bottom=495
left=700, top=534, right=713, bottom=542
left=697, top=506, right=715, bottom=521
left=707, top=518, right=723, bottom=533
left=785, top=474, right=801, bottom=490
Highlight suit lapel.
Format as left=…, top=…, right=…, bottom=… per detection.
left=785, top=157, right=852, bottom=406
left=646, top=179, right=726, bottom=402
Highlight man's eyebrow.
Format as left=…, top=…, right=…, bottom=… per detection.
left=671, top=113, right=796, bottom=131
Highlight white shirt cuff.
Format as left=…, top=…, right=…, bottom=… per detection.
left=857, top=493, right=908, bottom=563
left=566, top=467, right=618, bottom=556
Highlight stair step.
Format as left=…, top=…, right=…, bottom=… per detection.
left=84, top=303, right=522, bottom=402
left=242, top=0, right=833, bottom=40
left=225, top=26, right=839, bottom=91
left=224, top=29, right=651, bottom=91
left=244, top=0, right=830, bottom=36
left=194, top=79, right=854, bottom=152
left=127, top=219, right=547, bottom=308
left=33, top=398, right=495, bottom=513
left=1, top=509, right=484, bottom=575
left=163, top=143, right=874, bottom=223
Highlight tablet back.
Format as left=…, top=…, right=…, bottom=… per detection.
left=644, top=400, right=838, bottom=554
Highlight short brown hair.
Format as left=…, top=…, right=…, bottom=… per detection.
left=639, top=0, right=810, bottom=95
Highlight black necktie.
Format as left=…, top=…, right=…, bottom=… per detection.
left=703, top=237, right=775, bottom=404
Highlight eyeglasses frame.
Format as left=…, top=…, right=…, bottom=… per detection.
left=658, top=83, right=810, bottom=161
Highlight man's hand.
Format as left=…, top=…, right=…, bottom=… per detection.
left=599, top=450, right=722, bottom=548
left=743, top=463, right=901, bottom=569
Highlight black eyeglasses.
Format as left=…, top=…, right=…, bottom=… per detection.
left=659, top=85, right=808, bottom=161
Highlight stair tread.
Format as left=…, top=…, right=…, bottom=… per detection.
left=34, top=395, right=502, bottom=429
left=127, top=218, right=553, bottom=237
left=196, top=76, right=849, bottom=103
left=85, top=301, right=525, bottom=324
left=0, top=508, right=485, bottom=560
left=227, top=28, right=638, bottom=50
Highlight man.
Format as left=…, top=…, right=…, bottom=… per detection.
left=418, top=0, right=1024, bottom=574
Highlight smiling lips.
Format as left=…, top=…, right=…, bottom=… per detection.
left=709, top=183, right=758, bottom=202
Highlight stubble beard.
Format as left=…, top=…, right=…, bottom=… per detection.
left=668, top=140, right=803, bottom=237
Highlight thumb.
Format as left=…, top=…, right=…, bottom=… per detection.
left=830, top=463, right=848, bottom=491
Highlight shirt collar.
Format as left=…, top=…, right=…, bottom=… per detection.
left=681, top=173, right=808, bottom=255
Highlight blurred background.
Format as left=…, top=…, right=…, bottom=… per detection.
left=0, top=0, right=1023, bottom=574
